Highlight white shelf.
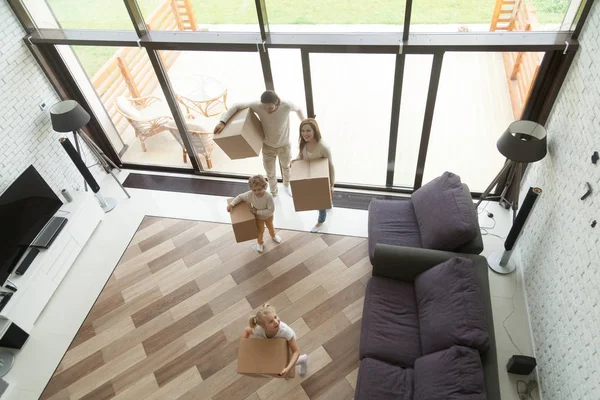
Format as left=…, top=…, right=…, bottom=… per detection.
left=0, top=191, right=103, bottom=334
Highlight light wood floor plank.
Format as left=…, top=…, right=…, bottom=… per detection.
left=129, top=222, right=166, bottom=246
left=67, top=344, right=146, bottom=399
left=111, top=338, right=189, bottom=394
left=321, top=256, right=371, bottom=297
left=147, top=366, right=203, bottom=400
left=342, top=296, right=365, bottom=325
left=285, top=259, right=347, bottom=303
left=267, top=238, right=329, bottom=279
left=346, top=368, right=359, bottom=391
left=170, top=274, right=237, bottom=321
left=114, top=240, right=175, bottom=279
left=111, top=374, right=159, bottom=400
left=43, top=218, right=368, bottom=400
left=59, top=316, right=135, bottom=372
left=122, top=259, right=187, bottom=302
left=183, top=298, right=253, bottom=349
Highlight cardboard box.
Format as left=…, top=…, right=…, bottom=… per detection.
left=214, top=108, right=264, bottom=159
left=228, top=198, right=258, bottom=243
left=290, top=158, right=332, bottom=211
left=237, top=338, right=295, bottom=378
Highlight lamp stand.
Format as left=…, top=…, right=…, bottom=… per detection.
left=487, top=251, right=516, bottom=274
left=476, top=161, right=524, bottom=223
left=72, top=130, right=87, bottom=192
left=75, top=129, right=131, bottom=200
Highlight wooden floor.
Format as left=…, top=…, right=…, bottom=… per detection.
left=41, top=216, right=371, bottom=400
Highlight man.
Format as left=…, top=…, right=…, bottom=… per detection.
left=214, top=90, right=305, bottom=196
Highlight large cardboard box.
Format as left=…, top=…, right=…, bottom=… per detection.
left=237, top=338, right=295, bottom=378
left=290, top=158, right=332, bottom=211
left=228, top=198, right=258, bottom=243
left=214, top=108, right=264, bottom=159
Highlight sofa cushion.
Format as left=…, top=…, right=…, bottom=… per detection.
left=355, top=357, right=413, bottom=400
left=414, top=345, right=486, bottom=400
left=414, top=257, right=490, bottom=354
left=359, top=277, right=422, bottom=367
left=411, top=172, right=478, bottom=251
left=367, top=199, right=422, bottom=263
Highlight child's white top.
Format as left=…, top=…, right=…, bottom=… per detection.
left=252, top=321, right=295, bottom=340
left=230, top=190, right=274, bottom=220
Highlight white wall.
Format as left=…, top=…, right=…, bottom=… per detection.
left=0, top=2, right=103, bottom=195
left=516, top=1, right=600, bottom=398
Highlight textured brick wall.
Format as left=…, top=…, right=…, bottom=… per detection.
left=516, top=1, right=600, bottom=398
left=0, top=2, right=102, bottom=195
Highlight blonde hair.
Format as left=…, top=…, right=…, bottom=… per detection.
left=248, top=174, right=268, bottom=190
left=298, top=118, right=323, bottom=154
left=248, top=303, right=276, bottom=329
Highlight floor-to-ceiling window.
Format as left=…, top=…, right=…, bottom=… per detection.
left=14, top=0, right=582, bottom=194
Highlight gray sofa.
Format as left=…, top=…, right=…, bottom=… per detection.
left=368, top=171, right=484, bottom=264
left=355, top=244, right=501, bottom=400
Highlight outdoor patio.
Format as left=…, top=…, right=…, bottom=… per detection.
left=118, top=49, right=513, bottom=192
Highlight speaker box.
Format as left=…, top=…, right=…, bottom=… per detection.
left=59, top=137, right=100, bottom=193
left=507, top=355, right=537, bottom=375
left=505, top=187, right=542, bottom=251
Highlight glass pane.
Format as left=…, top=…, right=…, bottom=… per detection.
left=70, top=45, right=195, bottom=169
left=423, top=52, right=543, bottom=191
left=310, top=53, right=395, bottom=186
left=166, top=51, right=266, bottom=172
left=140, top=0, right=259, bottom=32
left=393, top=55, right=433, bottom=188
left=270, top=49, right=307, bottom=162
left=43, top=0, right=134, bottom=29
left=267, top=0, right=406, bottom=32
left=410, top=0, right=574, bottom=32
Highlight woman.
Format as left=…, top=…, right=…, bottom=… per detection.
left=292, top=118, right=335, bottom=233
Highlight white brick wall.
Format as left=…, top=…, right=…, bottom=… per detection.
left=516, top=1, right=600, bottom=399
left=0, top=2, right=103, bottom=195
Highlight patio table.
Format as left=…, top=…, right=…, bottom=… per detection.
left=172, top=74, right=228, bottom=118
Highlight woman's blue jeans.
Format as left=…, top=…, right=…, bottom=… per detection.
left=318, top=209, right=327, bottom=223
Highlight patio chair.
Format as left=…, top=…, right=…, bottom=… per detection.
left=115, top=95, right=173, bottom=152
left=165, top=116, right=216, bottom=169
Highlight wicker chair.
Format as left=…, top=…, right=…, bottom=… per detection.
left=115, top=95, right=173, bottom=152
left=166, top=117, right=216, bottom=169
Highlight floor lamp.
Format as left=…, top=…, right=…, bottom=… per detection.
left=49, top=100, right=130, bottom=211
left=476, top=121, right=547, bottom=221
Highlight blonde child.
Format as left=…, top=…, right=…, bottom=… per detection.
left=291, top=118, right=335, bottom=233
left=227, top=174, right=281, bottom=253
left=242, top=303, right=308, bottom=376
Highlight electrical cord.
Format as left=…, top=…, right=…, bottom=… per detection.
left=517, top=379, right=538, bottom=400
left=503, top=262, right=523, bottom=354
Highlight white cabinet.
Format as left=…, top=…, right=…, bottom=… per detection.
left=0, top=191, right=103, bottom=337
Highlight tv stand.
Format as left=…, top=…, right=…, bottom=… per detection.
left=0, top=190, right=102, bottom=342
left=31, top=216, right=68, bottom=249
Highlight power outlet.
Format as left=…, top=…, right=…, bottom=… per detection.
left=39, top=102, right=48, bottom=111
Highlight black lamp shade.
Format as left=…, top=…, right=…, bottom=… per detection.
left=49, top=100, right=91, bottom=132
left=497, top=120, right=547, bottom=163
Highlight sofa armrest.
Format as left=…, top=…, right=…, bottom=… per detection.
left=372, top=244, right=487, bottom=281
left=455, top=183, right=484, bottom=254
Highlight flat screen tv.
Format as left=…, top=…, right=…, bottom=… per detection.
left=0, top=165, right=63, bottom=285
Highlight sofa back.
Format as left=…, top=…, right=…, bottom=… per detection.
left=411, top=172, right=482, bottom=253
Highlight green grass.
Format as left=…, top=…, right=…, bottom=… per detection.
left=50, top=0, right=569, bottom=76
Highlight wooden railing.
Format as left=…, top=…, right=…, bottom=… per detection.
left=91, top=0, right=196, bottom=134
left=491, top=0, right=544, bottom=119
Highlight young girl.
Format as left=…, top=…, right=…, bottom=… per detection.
left=227, top=175, right=281, bottom=253
left=242, top=303, right=308, bottom=376
left=291, top=118, right=335, bottom=233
